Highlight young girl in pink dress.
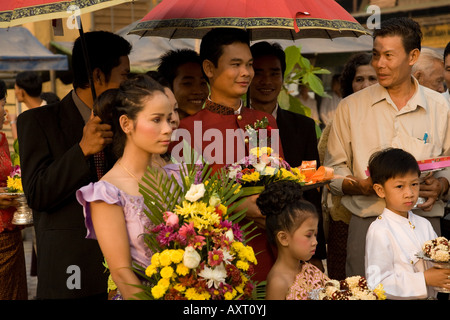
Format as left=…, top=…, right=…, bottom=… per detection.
left=256, top=180, right=329, bottom=300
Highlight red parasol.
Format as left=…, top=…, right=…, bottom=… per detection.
left=130, top=0, right=368, bottom=40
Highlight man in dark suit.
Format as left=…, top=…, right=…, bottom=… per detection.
left=17, top=31, right=131, bottom=299
left=249, top=41, right=327, bottom=271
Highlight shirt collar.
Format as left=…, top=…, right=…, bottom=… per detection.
left=383, top=208, right=415, bottom=225
left=248, top=103, right=278, bottom=119
left=370, top=76, right=427, bottom=112
left=72, top=90, right=92, bottom=123
left=205, top=97, right=243, bottom=115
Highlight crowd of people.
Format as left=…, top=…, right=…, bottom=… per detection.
left=0, top=16, right=450, bottom=301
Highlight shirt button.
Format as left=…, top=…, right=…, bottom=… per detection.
left=237, top=115, right=242, bottom=120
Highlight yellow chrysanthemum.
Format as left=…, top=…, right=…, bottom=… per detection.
left=232, top=241, right=245, bottom=253
left=185, top=288, right=211, bottom=300
left=290, top=167, right=306, bottom=181
left=159, top=250, right=173, bottom=267
left=6, top=176, right=23, bottom=193
left=224, top=291, right=235, bottom=300
left=170, top=249, right=184, bottom=264
left=151, top=284, right=167, bottom=299
left=160, top=266, right=174, bottom=279
left=374, top=283, right=386, bottom=300
left=176, top=263, right=190, bottom=276
left=263, top=166, right=277, bottom=176
left=175, top=201, right=220, bottom=230
left=241, top=171, right=260, bottom=183
left=145, top=265, right=158, bottom=277
left=279, top=168, right=295, bottom=180
left=218, top=204, right=227, bottom=217
left=236, top=260, right=249, bottom=271
left=242, top=246, right=257, bottom=264
left=150, top=252, right=160, bottom=267
left=173, top=283, right=186, bottom=292
left=158, top=278, right=171, bottom=289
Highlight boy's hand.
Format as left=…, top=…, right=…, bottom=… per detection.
left=424, top=267, right=450, bottom=290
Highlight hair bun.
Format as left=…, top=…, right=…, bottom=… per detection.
left=256, top=180, right=304, bottom=217
left=94, top=88, right=120, bottom=125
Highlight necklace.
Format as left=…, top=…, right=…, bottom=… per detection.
left=118, top=161, right=141, bottom=183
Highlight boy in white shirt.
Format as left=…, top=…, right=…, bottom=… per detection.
left=365, top=148, right=450, bottom=299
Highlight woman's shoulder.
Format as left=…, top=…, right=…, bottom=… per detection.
left=77, top=180, right=124, bottom=206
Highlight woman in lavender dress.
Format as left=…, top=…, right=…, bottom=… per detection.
left=77, top=74, right=178, bottom=300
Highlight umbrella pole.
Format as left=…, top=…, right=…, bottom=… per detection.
left=77, top=18, right=97, bottom=110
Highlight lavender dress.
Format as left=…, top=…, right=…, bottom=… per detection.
left=76, top=163, right=182, bottom=269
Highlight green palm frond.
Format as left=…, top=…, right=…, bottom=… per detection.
left=139, top=146, right=251, bottom=242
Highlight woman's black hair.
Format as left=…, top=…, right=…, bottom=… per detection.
left=94, top=74, right=166, bottom=158
left=256, top=180, right=318, bottom=246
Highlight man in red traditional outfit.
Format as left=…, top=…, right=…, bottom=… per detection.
left=170, top=28, right=283, bottom=283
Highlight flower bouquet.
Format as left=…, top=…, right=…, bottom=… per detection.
left=226, top=147, right=332, bottom=197
left=416, top=236, right=450, bottom=293
left=244, top=117, right=274, bottom=149
left=133, top=152, right=261, bottom=300
left=3, top=165, right=33, bottom=225
left=6, top=165, right=23, bottom=193
left=309, top=276, right=386, bottom=300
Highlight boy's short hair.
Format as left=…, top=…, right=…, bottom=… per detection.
left=16, top=71, right=42, bottom=97
left=368, top=148, right=421, bottom=185
left=157, top=49, right=203, bottom=90
left=200, top=28, right=250, bottom=67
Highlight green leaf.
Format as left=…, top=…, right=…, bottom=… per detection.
left=284, top=45, right=300, bottom=78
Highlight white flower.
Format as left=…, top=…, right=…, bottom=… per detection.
left=185, top=183, right=206, bottom=202
left=225, top=229, right=234, bottom=242
left=253, top=161, right=266, bottom=173
left=209, top=193, right=221, bottom=207
left=221, top=248, right=234, bottom=264
left=183, top=246, right=201, bottom=269
left=228, top=167, right=240, bottom=179
left=198, top=263, right=227, bottom=289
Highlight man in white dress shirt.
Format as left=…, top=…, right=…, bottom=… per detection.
left=324, top=17, right=450, bottom=278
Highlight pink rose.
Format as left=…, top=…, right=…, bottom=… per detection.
left=163, top=211, right=179, bottom=227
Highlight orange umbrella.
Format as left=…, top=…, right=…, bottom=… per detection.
left=130, top=0, right=368, bottom=40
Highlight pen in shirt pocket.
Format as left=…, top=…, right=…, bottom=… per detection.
left=423, top=132, right=428, bottom=144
